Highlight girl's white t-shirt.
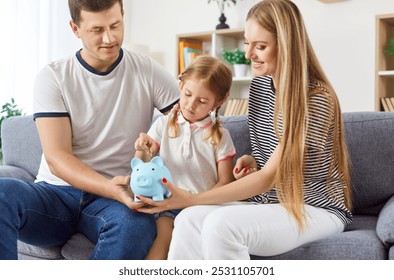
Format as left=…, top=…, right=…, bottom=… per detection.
left=148, top=112, right=236, bottom=194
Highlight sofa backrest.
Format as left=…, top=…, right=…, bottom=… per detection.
left=221, top=115, right=251, bottom=163
left=2, top=113, right=394, bottom=217
left=0, top=115, right=251, bottom=182
left=343, top=112, right=394, bottom=215
left=223, top=112, right=394, bottom=215
left=226, top=113, right=394, bottom=216
left=1, top=115, right=42, bottom=178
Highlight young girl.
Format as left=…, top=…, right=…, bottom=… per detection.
left=134, top=55, right=236, bottom=259
left=135, top=0, right=353, bottom=260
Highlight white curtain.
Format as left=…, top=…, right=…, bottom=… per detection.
left=0, top=0, right=81, bottom=114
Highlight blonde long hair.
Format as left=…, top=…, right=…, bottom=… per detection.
left=168, top=55, right=232, bottom=145
left=247, top=0, right=352, bottom=228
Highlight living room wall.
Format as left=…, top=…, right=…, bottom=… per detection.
left=124, top=0, right=394, bottom=112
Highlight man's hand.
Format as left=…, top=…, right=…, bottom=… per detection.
left=110, top=175, right=145, bottom=209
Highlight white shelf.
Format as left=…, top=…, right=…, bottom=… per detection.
left=378, top=70, right=394, bottom=77
left=318, top=0, right=345, bottom=3
left=233, top=76, right=252, bottom=83
left=178, top=29, right=250, bottom=101
left=376, top=14, right=394, bottom=111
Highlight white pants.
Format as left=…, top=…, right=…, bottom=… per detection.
left=168, top=202, right=344, bottom=260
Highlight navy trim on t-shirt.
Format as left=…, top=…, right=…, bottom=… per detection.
left=160, top=99, right=179, bottom=114
left=33, top=112, right=70, bottom=121
left=76, top=48, right=124, bottom=76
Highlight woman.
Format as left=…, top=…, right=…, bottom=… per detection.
left=135, top=0, right=352, bottom=260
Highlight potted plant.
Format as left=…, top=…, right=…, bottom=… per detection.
left=222, top=48, right=251, bottom=77
left=385, top=38, right=394, bottom=55
left=0, top=98, right=23, bottom=163
left=208, top=0, right=238, bottom=13
left=208, top=0, right=241, bottom=29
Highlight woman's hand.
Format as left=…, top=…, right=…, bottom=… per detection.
left=133, top=178, right=194, bottom=214
left=134, top=133, right=159, bottom=158
left=233, top=155, right=258, bottom=180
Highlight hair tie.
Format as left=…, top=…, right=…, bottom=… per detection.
left=215, top=110, right=223, bottom=125
left=171, top=103, right=180, bottom=113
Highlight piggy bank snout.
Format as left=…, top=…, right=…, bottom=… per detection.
left=135, top=175, right=153, bottom=187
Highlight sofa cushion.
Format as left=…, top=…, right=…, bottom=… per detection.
left=61, top=233, right=95, bottom=260
left=251, top=216, right=386, bottom=260
left=17, top=240, right=63, bottom=260
left=0, top=165, right=36, bottom=181
left=343, top=112, right=394, bottom=215
left=17, top=233, right=95, bottom=260
left=376, top=195, right=394, bottom=245
left=1, top=115, right=42, bottom=179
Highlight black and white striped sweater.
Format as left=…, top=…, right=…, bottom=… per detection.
left=247, top=75, right=352, bottom=226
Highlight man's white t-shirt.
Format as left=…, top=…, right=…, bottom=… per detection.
left=33, top=49, right=179, bottom=185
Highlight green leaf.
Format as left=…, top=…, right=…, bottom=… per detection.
left=222, top=48, right=251, bottom=65
left=207, top=0, right=241, bottom=11
left=384, top=38, right=394, bottom=55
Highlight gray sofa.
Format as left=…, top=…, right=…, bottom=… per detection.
left=1, top=112, right=394, bottom=260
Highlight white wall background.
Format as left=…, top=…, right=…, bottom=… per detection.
left=3, top=0, right=394, bottom=113
left=124, top=0, right=394, bottom=112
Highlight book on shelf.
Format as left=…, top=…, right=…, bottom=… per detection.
left=387, top=98, right=394, bottom=111
left=239, top=99, right=249, bottom=115
left=184, top=47, right=202, bottom=69
left=381, top=97, right=394, bottom=112
left=223, top=99, right=234, bottom=116
left=223, top=98, right=248, bottom=116
left=178, top=40, right=202, bottom=73
left=232, top=99, right=242, bottom=115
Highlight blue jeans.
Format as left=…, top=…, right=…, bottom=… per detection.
left=0, top=178, right=156, bottom=260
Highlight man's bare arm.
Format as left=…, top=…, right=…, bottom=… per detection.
left=35, top=117, right=136, bottom=207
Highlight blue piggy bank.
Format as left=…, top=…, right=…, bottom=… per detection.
left=130, top=156, right=172, bottom=202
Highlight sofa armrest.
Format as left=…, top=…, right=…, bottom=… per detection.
left=0, top=165, right=35, bottom=182
left=1, top=115, right=42, bottom=177
left=376, top=195, right=394, bottom=246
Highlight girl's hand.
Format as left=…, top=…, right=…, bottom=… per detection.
left=233, top=155, right=258, bottom=180
left=134, top=133, right=159, bottom=158
left=133, top=178, right=194, bottom=214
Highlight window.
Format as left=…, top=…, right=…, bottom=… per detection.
left=0, top=0, right=80, bottom=114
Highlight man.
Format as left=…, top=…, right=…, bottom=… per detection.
left=0, top=0, right=179, bottom=259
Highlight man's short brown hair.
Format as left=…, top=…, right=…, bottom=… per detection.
left=68, top=0, right=123, bottom=25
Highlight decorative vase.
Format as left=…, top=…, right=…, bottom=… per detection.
left=216, top=13, right=229, bottom=29
left=233, top=64, right=249, bottom=77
